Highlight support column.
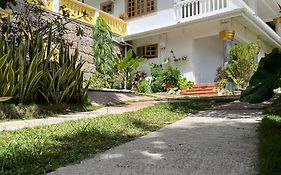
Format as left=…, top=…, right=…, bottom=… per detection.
left=219, top=30, right=235, bottom=66
left=219, top=30, right=235, bottom=93
left=273, top=17, right=281, bottom=37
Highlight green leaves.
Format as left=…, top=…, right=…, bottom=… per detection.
left=240, top=49, right=281, bottom=103
left=0, top=0, right=16, bottom=9
left=0, top=97, right=12, bottom=102
left=92, top=17, right=119, bottom=89
left=0, top=25, right=88, bottom=104
left=150, top=64, right=182, bottom=93
left=116, top=49, right=146, bottom=89
left=226, top=42, right=258, bottom=89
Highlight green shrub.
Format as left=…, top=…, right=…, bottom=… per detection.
left=92, top=18, right=146, bottom=90
left=0, top=24, right=88, bottom=104
left=162, top=66, right=181, bottom=86
left=150, top=64, right=182, bottom=92
left=137, top=80, right=152, bottom=93
left=150, top=64, right=165, bottom=92
left=116, top=49, right=146, bottom=89
left=240, top=48, right=281, bottom=103
left=178, top=77, right=194, bottom=89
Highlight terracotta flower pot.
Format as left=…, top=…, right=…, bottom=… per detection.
left=180, top=88, right=187, bottom=93
left=165, top=83, right=173, bottom=89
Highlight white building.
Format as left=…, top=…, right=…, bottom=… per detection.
left=86, top=0, right=281, bottom=84
left=4, top=0, right=281, bottom=84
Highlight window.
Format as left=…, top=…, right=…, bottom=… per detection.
left=137, top=44, right=158, bottom=59
left=127, top=0, right=156, bottom=18
left=101, top=1, right=114, bottom=14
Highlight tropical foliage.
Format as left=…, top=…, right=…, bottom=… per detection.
left=216, top=42, right=258, bottom=90
left=116, top=49, right=146, bottom=89
left=0, top=22, right=88, bottom=104
left=178, top=77, right=194, bottom=89
left=150, top=64, right=185, bottom=93
left=92, top=17, right=119, bottom=89
left=0, top=0, right=16, bottom=9
left=240, top=48, right=281, bottom=103
left=90, top=17, right=146, bottom=90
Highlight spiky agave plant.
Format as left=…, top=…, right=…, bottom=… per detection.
left=41, top=42, right=89, bottom=104
left=0, top=24, right=88, bottom=104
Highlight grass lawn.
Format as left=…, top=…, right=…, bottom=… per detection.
left=0, top=101, right=200, bottom=175
left=258, top=115, right=281, bottom=175
left=0, top=103, right=101, bottom=121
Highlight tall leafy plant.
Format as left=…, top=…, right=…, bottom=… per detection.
left=116, top=49, right=146, bottom=89
left=226, top=42, right=258, bottom=89
left=0, top=35, right=45, bottom=103
left=240, top=48, right=281, bottom=103
left=0, top=24, right=88, bottom=104
left=92, top=17, right=119, bottom=89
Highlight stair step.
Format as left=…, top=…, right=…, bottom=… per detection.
left=186, top=87, right=217, bottom=91
left=182, top=90, right=218, bottom=95
left=180, top=83, right=219, bottom=97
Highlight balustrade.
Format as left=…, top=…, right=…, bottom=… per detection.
left=175, top=0, right=230, bottom=20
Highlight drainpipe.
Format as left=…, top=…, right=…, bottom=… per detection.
left=125, top=44, right=128, bottom=58
left=120, top=37, right=134, bottom=58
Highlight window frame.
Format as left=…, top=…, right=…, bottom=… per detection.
left=126, top=0, right=157, bottom=18
left=137, top=44, right=158, bottom=59
left=101, top=1, right=114, bottom=14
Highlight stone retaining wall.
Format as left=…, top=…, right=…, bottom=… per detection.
left=11, top=3, right=123, bottom=80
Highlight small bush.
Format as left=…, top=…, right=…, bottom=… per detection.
left=178, top=77, right=194, bottom=89
left=150, top=64, right=192, bottom=93
left=137, top=80, right=152, bottom=93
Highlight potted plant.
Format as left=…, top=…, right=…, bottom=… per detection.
left=178, top=77, right=194, bottom=93
left=119, top=12, right=128, bottom=21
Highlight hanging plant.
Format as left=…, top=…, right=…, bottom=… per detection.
left=163, top=57, right=170, bottom=64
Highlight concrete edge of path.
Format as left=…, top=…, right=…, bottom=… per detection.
left=0, top=100, right=191, bottom=132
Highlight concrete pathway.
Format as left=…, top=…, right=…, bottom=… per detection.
left=49, top=109, right=261, bottom=175
left=0, top=101, right=158, bottom=132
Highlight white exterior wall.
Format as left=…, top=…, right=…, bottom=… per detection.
left=133, top=21, right=224, bottom=83
left=127, top=1, right=176, bottom=35
left=192, top=36, right=223, bottom=83
left=84, top=0, right=125, bottom=17
left=126, top=0, right=242, bottom=36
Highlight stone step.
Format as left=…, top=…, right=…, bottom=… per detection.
left=181, top=90, right=218, bottom=95
left=181, top=83, right=219, bottom=97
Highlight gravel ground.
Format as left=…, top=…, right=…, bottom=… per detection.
left=49, top=109, right=260, bottom=175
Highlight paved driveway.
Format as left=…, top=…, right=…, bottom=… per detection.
left=50, top=109, right=261, bottom=175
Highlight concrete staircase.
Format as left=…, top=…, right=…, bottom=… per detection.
left=180, top=83, right=219, bottom=97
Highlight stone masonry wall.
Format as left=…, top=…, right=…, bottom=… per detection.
left=13, top=2, right=122, bottom=80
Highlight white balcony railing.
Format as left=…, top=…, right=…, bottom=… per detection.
left=175, top=0, right=231, bottom=21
